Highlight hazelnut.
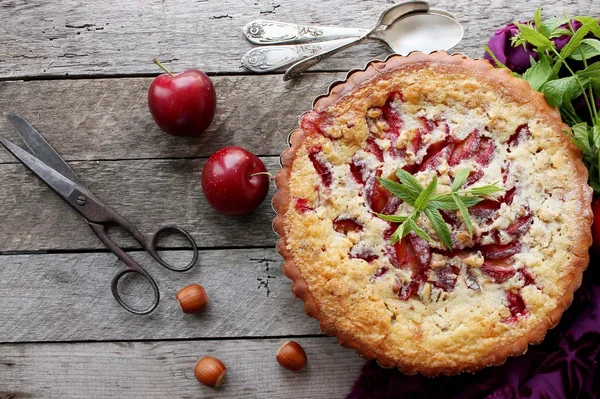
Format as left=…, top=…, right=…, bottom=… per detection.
left=176, top=284, right=208, bottom=314
left=276, top=341, right=307, bottom=371
left=194, top=356, right=226, bottom=388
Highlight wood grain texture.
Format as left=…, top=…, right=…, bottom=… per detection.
left=0, top=157, right=279, bottom=252
left=1, top=0, right=598, bottom=79
left=0, top=248, right=325, bottom=342
left=0, top=337, right=365, bottom=398
left=0, top=73, right=344, bottom=162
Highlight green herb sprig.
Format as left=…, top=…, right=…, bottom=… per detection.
left=485, top=9, right=600, bottom=192
left=375, top=168, right=503, bottom=248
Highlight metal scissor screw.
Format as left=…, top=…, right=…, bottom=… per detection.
left=77, top=196, right=86, bottom=205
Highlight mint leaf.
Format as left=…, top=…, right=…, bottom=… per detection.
left=451, top=168, right=471, bottom=191
left=534, top=8, right=550, bottom=37
left=593, top=125, right=600, bottom=149
left=406, top=217, right=433, bottom=243
left=541, top=76, right=581, bottom=107
left=390, top=215, right=414, bottom=245
left=414, top=175, right=437, bottom=211
left=560, top=20, right=597, bottom=58
left=429, top=194, right=483, bottom=210
left=577, top=62, right=600, bottom=79
left=465, top=184, right=504, bottom=198
left=452, top=193, right=474, bottom=236
left=522, top=57, right=553, bottom=90
left=424, top=207, right=452, bottom=249
left=570, top=123, right=592, bottom=155
left=515, top=22, right=554, bottom=51
left=396, top=169, right=424, bottom=197
left=550, top=27, right=573, bottom=38
left=484, top=44, right=509, bottom=69
left=374, top=213, right=408, bottom=223
left=377, top=178, right=416, bottom=205
left=543, top=16, right=571, bottom=32
left=570, top=40, right=600, bottom=61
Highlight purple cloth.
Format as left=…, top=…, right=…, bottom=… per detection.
left=347, top=255, right=600, bottom=399
left=483, top=21, right=583, bottom=74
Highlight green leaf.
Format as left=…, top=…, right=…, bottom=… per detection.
left=591, top=78, right=600, bottom=98
left=390, top=218, right=411, bottom=245
left=549, top=27, right=573, bottom=38
left=373, top=213, right=409, bottom=223
left=570, top=123, right=592, bottom=155
left=429, top=194, right=483, bottom=210
left=377, top=178, right=416, bottom=205
left=577, top=62, right=600, bottom=79
left=396, top=169, right=424, bottom=197
left=414, top=175, right=437, bottom=211
left=570, top=41, right=600, bottom=61
left=452, top=193, right=473, bottom=236
left=541, top=76, right=580, bottom=107
left=543, top=16, right=571, bottom=32
left=465, top=184, right=504, bottom=197
left=515, top=22, right=554, bottom=51
left=405, top=217, right=433, bottom=243
left=522, top=56, right=553, bottom=90
left=424, top=207, right=453, bottom=249
left=560, top=20, right=597, bottom=59
left=534, top=8, right=550, bottom=37
left=593, top=125, right=600, bottom=149
left=451, top=168, right=471, bottom=191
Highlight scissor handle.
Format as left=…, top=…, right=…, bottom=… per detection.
left=111, top=267, right=160, bottom=315
left=148, top=225, right=199, bottom=272
left=89, top=222, right=161, bottom=315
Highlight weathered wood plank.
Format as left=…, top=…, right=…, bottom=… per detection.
left=0, top=337, right=365, bottom=398
left=0, top=248, right=325, bottom=342
left=1, top=0, right=598, bottom=79
left=0, top=73, right=343, bottom=163
left=0, top=157, right=279, bottom=252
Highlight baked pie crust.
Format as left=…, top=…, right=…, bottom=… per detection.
left=272, top=52, right=593, bottom=375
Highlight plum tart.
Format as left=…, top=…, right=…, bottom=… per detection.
left=272, top=52, right=593, bottom=375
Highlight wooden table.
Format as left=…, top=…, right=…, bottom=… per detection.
left=0, top=1, right=597, bottom=397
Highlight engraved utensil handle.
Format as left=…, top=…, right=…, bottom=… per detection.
left=283, top=36, right=366, bottom=81
left=243, top=19, right=369, bottom=44
left=242, top=37, right=361, bottom=73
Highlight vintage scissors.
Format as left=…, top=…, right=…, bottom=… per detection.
left=1, top=113, right=199, bottom=315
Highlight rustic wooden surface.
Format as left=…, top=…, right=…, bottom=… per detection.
left=0, top=0, right=598, bottom=397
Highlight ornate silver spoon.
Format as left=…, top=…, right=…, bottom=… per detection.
left=241, top=0, right=430, bottom=74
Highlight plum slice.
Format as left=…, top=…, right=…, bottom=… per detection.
left=294, top=198, right=313, bottom=213
left=505, top=291, right=528, bottom=321
left=507, top=124, right=531, bottom=149
left=481, top=260, right=516, bottom=283
left=350, top=159, right=365, bottom=185
left=506, top=207, right=533, bottom=237
left=308, top=145, right=332, bottom=187
left=388, top=233, right=431, bottom=300
left=432, top=264, right=460, bottom=291
left=381, top=92, right=405, bottom=158
left=449, top=129, right=481, bottom=166
left=478, top=242, right=521, bottom=259
left=333, top=218, right=362, bottom=234
left=365, top=136, right=384, bottom=162
left=349, top=247, right=379, bottom=263
left=365, top=169, right=400, bottom=214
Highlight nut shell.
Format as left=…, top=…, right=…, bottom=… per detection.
left=176, top=284, right=208, bottom=314
left=194, top=356, right=226, bottom=388
left=276, top=341, right=307, bottom=371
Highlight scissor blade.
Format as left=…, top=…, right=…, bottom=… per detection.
left=4, top=113, right=82, bottom=184
left=0, top=138, right=78, bottom=202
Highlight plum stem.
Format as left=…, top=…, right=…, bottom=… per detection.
left=249, top=171, right=273, bottom=179
left=153, top=58, right=174, bottom=77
